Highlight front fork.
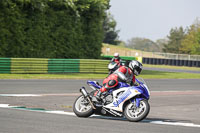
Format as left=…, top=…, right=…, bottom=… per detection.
left=131, top=97, right=144, bottom=108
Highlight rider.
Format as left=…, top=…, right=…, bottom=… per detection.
left=108, top=53, right=122, bottom=75
left=110, top=53, right=122, bottom=65
left=95, top=60, right=143, bottom=101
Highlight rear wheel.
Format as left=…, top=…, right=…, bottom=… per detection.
left=73, top=95, right=94, bottom=117
left=124, top=99, right=150, bottom=122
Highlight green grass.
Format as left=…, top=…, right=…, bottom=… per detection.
left=139, top=70, right=200, bottom=79
left=0, top=70, right=199, bottom=79
left=144, top=64, right=200, bottom=71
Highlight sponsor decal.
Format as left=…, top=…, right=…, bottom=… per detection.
left=113, top=89, right=131, bottom=107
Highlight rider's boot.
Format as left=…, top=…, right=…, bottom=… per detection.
left=92, top=86, right=107, bottom=106
left=95, top=90, right=102, bottom=100
left=92, top=90, right=102, bottom=106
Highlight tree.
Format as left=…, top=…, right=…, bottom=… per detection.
left=155, top=38, right=168, bottom=52
left=126, top=37, right=160, bottom=52
left=0, top=0, right=110, bottom=58
left=180, top=18, right=200, bottom=55
left=163, top=27, right=185, bottom=53
left=103, top=12, right=119, bottom=45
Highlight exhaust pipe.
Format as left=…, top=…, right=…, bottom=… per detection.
left=80, top=87, right=96, bottom=109
left=80, top=87, right=88, bottom=97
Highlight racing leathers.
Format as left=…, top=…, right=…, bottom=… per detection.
left=110, top=57, right=122, bottom=66
left=95, top=65, right=135, bottom=100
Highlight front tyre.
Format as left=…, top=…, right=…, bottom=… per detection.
left=124, top=99, right=150, bottom=122
left=73, top=95, right=94, bottom=117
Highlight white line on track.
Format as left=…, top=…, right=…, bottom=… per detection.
left=0, top=90, right=200, bottom=97
left=0, top=104, right=200, bottom=128
left=149, top=120, right=200, bottom=128
left=0, top=94, right=41, bottom=97
left=0, top=93, right=80, bottom=97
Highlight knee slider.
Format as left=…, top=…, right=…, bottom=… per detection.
left=108, top=80, right=117, bottom=87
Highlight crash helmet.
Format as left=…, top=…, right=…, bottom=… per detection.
left=114, top=53, right=119, bottom=58
left=128, top=60, right=143, bottom=76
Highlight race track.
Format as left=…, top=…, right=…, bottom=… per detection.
left=0, top=79, right=200, bottom=133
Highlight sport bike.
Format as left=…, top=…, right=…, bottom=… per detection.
left=73, top=78, right=150, bottom=122
left=108, top=62, right=119, bottom=75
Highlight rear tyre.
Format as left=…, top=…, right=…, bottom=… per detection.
left=73, top=95, right=94, bottom=117
left=124, top=99, right=150, bottom=122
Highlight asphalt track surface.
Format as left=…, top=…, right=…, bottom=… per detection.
left=0, top=79, right=200, bottom=133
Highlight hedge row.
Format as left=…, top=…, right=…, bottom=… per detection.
left=0, top=0, right=110, bottom=59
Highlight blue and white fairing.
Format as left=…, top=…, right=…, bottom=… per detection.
left=135, top=78, right=150, bottom=100
left=104, top=78, right=150, bottom=112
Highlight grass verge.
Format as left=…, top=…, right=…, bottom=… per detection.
left=144, top=64, right=200, bottom=71
left=0, top=70, right=199, bottom=79
left=139, top=70, right=200, bottom=79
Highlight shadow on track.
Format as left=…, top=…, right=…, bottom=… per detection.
left=90, top=115, right=191, bottom=124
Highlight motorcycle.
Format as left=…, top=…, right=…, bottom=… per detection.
left=108, top=62, right=120, bottom=75
left=73, top=78, right=150, bottom=122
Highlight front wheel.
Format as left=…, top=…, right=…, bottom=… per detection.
left=73, top=95, right=94, bottom=117
left=124, top=99, right=150, bottom=122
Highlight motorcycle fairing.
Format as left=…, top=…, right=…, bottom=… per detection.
left=104, top=86, right=141, bottom=112
left=87, top=80, right=150, bottom=112
left=136, top=84, right=150, bottom=100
